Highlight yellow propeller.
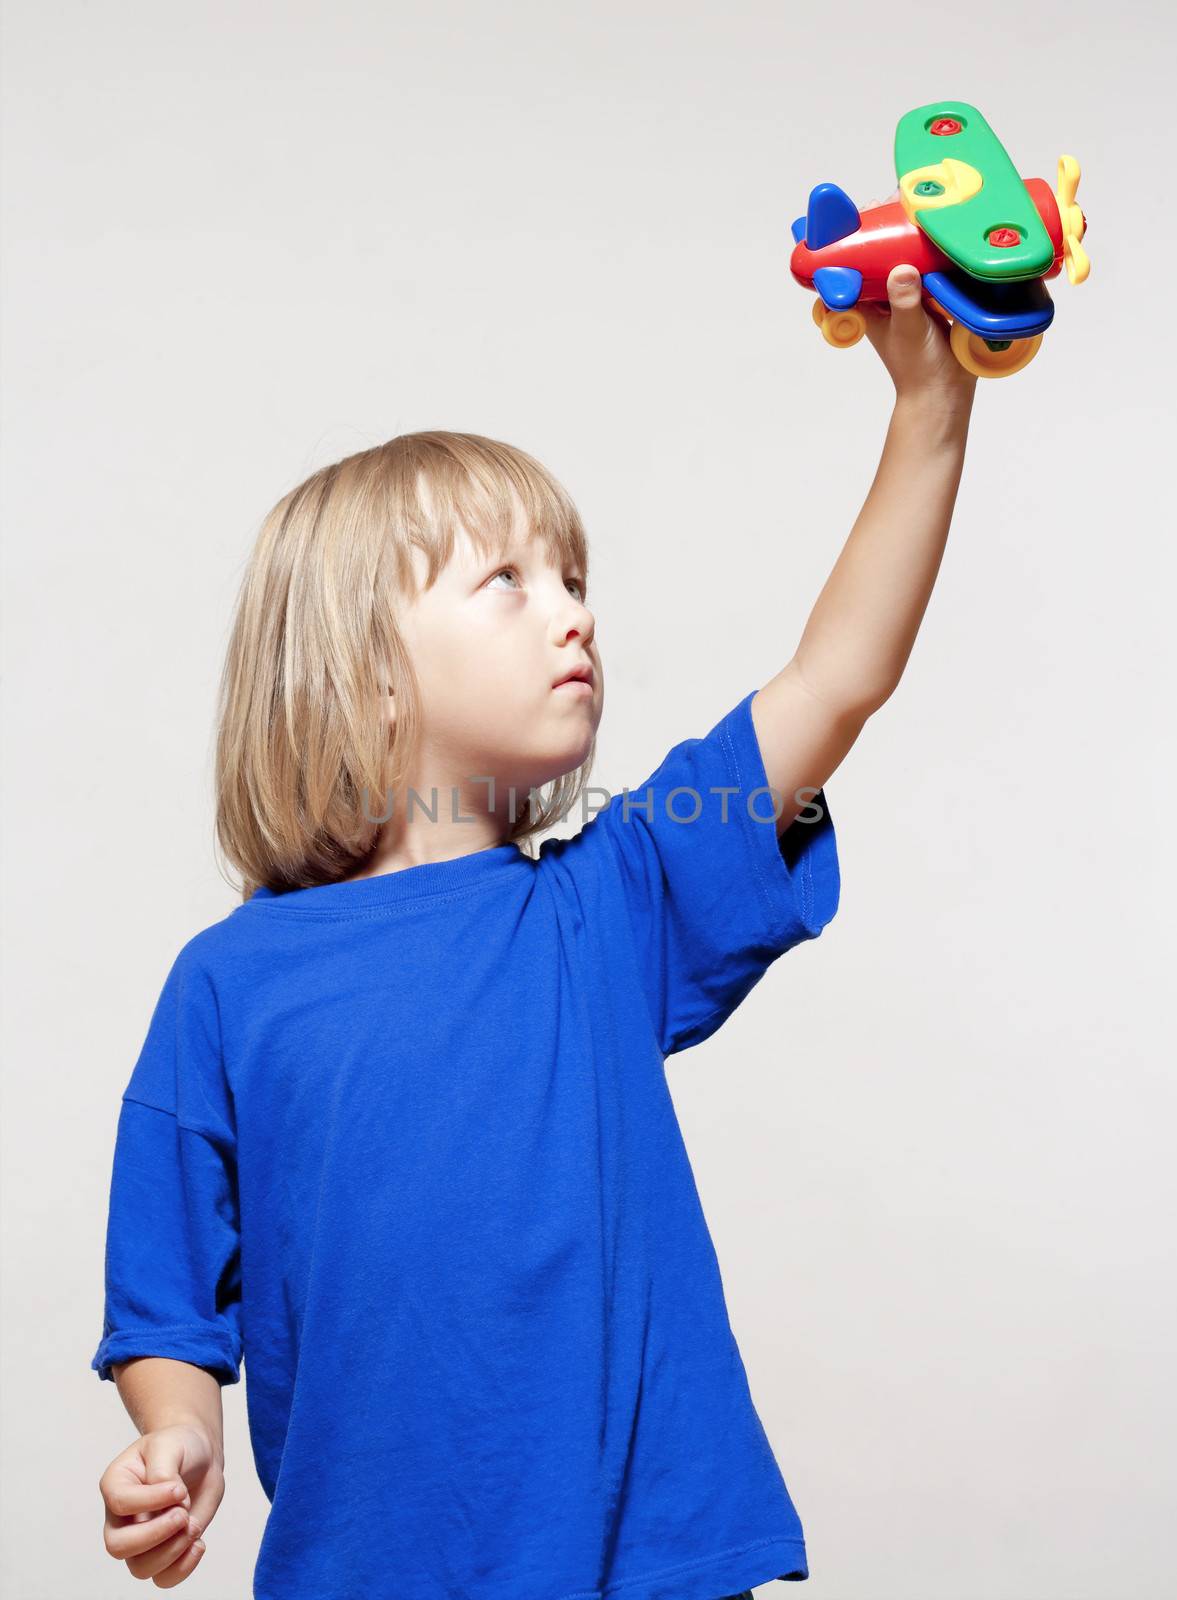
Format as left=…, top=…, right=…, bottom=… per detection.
left=1056, top=154, right=1090, bottom=286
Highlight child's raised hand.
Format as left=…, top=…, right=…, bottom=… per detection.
left=855, top=187, right=977, bottom=415
left=99, top=1423, right=223, bottom=1586
left=862, top=263, right=977, bottom=415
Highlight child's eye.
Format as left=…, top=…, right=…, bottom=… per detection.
left=487, top=567, right=587, bottom=603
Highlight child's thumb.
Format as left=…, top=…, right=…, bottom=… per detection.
left=886, top=263, right=924, bottom=319
left=141, top=1438, right=191, bottom=1510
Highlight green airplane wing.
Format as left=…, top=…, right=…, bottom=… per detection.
left=894, top=101, right=1054, bottom=281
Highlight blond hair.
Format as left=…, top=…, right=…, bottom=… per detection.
left=213, top=431, right=596, bottom=900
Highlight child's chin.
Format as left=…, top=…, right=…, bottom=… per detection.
left=527, top=729, right=596, bottom=788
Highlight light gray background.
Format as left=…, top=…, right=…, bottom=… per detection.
left=3, top=2, right=1174, bottom=1597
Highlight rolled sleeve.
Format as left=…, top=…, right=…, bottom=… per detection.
left=91, top=1098, right=243, bottom=1386
left=566, top=688, right=840, bottom=1057
left=92, top=945, right=244, bottom=1387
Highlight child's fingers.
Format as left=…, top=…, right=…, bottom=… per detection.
left=123, top=1524, right=203, bottom=1584
left=104, top=1503, right=201, bottom=1563
left=172, top=1470, right=222, bottom=1549
left=146, top=1534, right=207, bottom=1590
left=99, top=1467, right=189, bottom=1520
left=117, top=1518, right=201, bottom=1581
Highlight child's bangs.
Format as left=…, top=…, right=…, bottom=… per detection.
left=404, top=435, right=588, bottom=593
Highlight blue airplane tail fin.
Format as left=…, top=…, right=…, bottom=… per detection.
left=804, top=183, right=861, bottom=251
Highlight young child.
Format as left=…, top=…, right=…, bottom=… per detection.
left=92, top=262, right=976, bottom=1599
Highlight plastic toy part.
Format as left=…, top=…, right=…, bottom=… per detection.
left=804, top=182, right=861, bottom=251
left=920, top=268, right=1055, bottom=339
left=813, top=266, right=863, bottom=309
left=1056, top=154, right=1090, bottom=285
left=895, top=102, right=1055, bottom=281
left=949, top=322, right=1043, bottom=377
left=899, top=157, right=983, bottom=217
left=789, top=100, right=1089, bottom=380
left=811, top=297, right=867, bottom=348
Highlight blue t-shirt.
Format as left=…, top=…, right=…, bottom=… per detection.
left=92, top=688, right=840, bottom=1600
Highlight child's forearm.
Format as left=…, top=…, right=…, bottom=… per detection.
left=113, top=1358, right=226, bottom=1467
left=791, top=394, right=973, bottom=715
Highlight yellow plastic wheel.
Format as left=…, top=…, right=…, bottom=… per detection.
left=949, top=321, right=1043, bottom=379
left=812, top=299, right=867, bottom=348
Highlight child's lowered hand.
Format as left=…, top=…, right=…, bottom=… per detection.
left=99, top=1423, right=222, bottom=1586
left=858, top=188, right=978, bottom=417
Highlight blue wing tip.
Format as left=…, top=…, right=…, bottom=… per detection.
left=813, top=266, right=864, bottom=310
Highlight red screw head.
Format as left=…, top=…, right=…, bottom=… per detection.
left=988, top=227, right=1021, bottom=248
left=930, top=117, right=962, bottom=136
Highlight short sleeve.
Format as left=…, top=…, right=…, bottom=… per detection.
left=90, top=949, right=243, bottom=1386
left=576, top=688, right=840, bottom=1058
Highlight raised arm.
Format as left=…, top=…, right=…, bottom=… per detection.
left=753, top=262, right=978, bottom=833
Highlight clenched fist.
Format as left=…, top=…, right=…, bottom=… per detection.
left=98, top=1422, right=224, bottom=1587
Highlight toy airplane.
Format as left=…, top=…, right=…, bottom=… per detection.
left=789, top=101, right=1089, bottom=378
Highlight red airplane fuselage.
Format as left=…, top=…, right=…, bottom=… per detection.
left=790, top=177, right=1067, bottom=301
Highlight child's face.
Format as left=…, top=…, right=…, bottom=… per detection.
left=392, top=502, right=602, bottom=806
